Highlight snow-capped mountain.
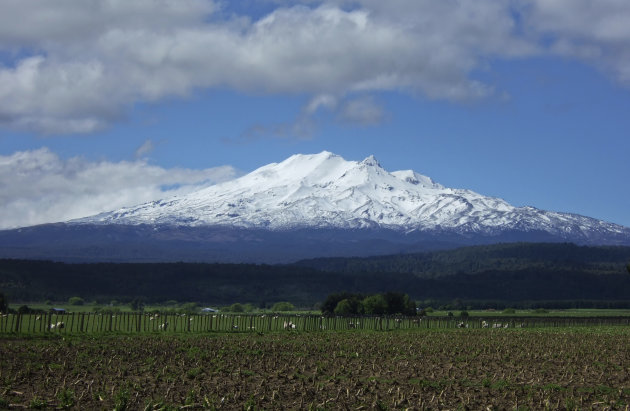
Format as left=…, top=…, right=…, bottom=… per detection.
left=75, top=151, right=628, bottom=242
left=1, top=151, right=629, bottom=263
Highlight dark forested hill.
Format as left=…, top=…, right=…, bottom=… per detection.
left=295, top=243, right=630, bottom=278
left=1, top=243, right=630, bottom=307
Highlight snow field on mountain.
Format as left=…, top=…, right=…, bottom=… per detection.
left=76, top=151, right=628, bottom=241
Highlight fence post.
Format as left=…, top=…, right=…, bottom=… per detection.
left=14, top=313, right=20, bottom=333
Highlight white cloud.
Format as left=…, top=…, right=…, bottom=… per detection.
left=233, top=116, right=316, bottom=142
left=0, top=0, right=531, bottom=135
left=134, top=139, right=156, bottom=158
left=1, top=0, right=630, bottom=135
left=0, top=148, right=238, bottom=229
left=519, top=0, right=630, bottom=85
left=305, top=94, right=338, bottom=114
left=337, top=96, right=385, bottom=126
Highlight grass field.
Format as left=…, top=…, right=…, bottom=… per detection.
left=11, top=301, right=630, bottom=317
left=3, top=311, right=630, bottom=336
left=1, top=328, right=629, bottom=409
left=431, top=308, right=630, bottom=317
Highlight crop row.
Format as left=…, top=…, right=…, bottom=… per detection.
left=1, top=328, right=629, bottom=409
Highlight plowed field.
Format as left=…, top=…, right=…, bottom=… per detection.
left=1, top=328, right=629, bottom=409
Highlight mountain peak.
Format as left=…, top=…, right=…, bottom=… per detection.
left=282, top=150, right=339, bottom=164
left=72, top=151, right=630, bottom=247
left=360, top=154, right=381, bottom=168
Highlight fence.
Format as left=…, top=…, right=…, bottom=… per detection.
left=1, top=312, right=629, bottom=335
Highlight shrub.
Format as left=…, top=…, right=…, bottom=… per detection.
left=129, top=298, right=145, bottom=312
left=271, top=301, right=295, bottom=312
left=503, top=308, right=516, bottom=314
left=57, top=388, right=75, bottom=408
left=226, top=303, right=244, bottom=313
left=18, top=305, right=32, bottom=314
left=459, top=311, right=470, bottom=318
left=30, top=397, right=47, bottom=409
left=179, top=302, right=199, bottom=314
left=68, top=296, right=84, bottom=306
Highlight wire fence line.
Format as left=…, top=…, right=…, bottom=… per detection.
left=1, top=312, right=629, bottom=335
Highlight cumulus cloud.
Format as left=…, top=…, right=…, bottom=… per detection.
left=0, top=0, right=530, bottom=135
left=1, top=0, right=630, bottom=135
left=519, top=0, right=630, bottom=85
left=0, top=148, right=238, bottom=229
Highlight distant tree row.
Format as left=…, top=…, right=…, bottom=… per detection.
left=321, top=292, right=417, bottom=316
left=2, top=252, right=630, bottom=307
left=299, top=243, right=630, bottom=278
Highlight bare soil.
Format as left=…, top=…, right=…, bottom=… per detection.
left=1, top=329, right=629, bottom=409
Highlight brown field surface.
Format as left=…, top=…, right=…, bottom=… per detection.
left=1, top=328, right=629, bottom=410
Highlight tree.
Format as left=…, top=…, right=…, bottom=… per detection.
left=321, top=292, right=364, bottom=315
left=383, top=292, right=406, bottom=315
left=383, top=292, right=416, bottom=316
left=0, top=292, right=7, bottom=314
left=402, top=294, right=417, bottom=316
left=362, top=295, right=387, bottom=315
left=334, top=299, right=354, bottom=315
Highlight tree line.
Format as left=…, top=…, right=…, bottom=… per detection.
left=321, top=292, right=417, bottom=316
left=297, top=242, right=630, bottom=278
left=1, top=243, right=630, bottom=307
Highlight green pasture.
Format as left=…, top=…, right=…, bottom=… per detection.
left=7, top=301, right=322, bottom=315
left=2, top=311, right=630, bottom=336
left=425, top=308, right=630, bottom=317
left=11, top=300, right=630, bottom=318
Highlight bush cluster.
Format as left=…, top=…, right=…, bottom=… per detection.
left=321, top=292, right=416, bottom=316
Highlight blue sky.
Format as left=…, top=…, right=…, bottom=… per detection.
left=1, top=0, right=629, bottom=229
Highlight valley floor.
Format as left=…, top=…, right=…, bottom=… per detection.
left=1, top=328, right=629, bottom=409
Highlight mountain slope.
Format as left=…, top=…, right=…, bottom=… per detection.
left=75, top=151, right=629, bottom=243
left=1, top=151, right=629, bottom=263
